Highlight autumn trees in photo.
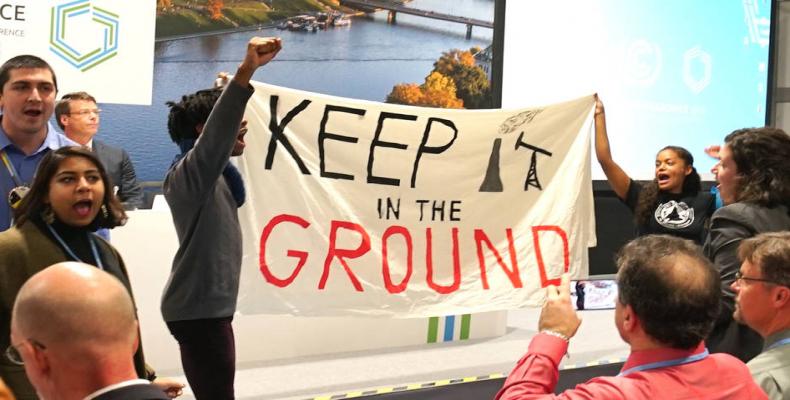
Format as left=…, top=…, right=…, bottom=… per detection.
left=387, top=47, right=492, bottom=109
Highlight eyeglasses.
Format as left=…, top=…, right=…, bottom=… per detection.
left=5, top=339, right=46, bottom=365
left=734, top=271, right=783, bottom=286
left=68, top=109, right=102, bottom=117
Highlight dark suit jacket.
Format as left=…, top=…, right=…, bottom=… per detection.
left=93, top=139, right=144, bottom=209
left=704, top=203, right=790, bottom=362
left=92, top=383, right=169, bottom=400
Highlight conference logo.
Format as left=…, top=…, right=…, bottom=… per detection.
left=682, top=46, right=712, bottom=95
left=624, top=39, right=662, bottom=88
left=49, top=0, right=119, bottom=72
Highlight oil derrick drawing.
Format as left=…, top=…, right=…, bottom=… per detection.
left=517, top=134, right=552, bottom=191
left=479, top=109, right=543, bottom=192
left=527, top=151, right=541, bottom=190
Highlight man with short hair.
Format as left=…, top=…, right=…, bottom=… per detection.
left=732, top=232, right=790, bottom=399
left=0, top=55, right=75, bottom=231
left=55, top=91, right=143, bottom=209
left=496, top=235, right=767, bottom=399
left=9, top=262, right=172, bottom=400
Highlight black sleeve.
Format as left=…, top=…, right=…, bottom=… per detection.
left=621, top=179, right=639, bottom=212
left=696, top=191, right=716, bottom=244
left=706, top=207, right=753, bottom=315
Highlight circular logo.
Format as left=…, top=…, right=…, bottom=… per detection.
left=654, top=200, right=694, bottom=229
left=624, top=39, right=662, bottom=87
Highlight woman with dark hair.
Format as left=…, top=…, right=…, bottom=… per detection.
left=704, top=127, right=790, bottom=363
left=594, top=96, right=715, bottom=244
left=0, top=147, right=183, bottom=399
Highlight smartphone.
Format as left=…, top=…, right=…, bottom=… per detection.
left=570, top=278, right=618, bottom=310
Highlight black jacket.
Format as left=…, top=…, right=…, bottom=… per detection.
left=704, top=203, right=790, bottom=362
left=92, top=383, right=169, bottom=400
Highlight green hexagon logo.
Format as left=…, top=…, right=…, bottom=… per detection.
left=49, top=0, right=119, bottom=72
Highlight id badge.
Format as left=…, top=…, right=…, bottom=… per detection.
left=8, top=185, right=30, bottom=209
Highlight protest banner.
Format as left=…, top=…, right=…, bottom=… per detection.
left=236, top=82, right=597, bottom=318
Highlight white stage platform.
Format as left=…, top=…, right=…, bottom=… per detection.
left=112, top=209, right=628, bottom=399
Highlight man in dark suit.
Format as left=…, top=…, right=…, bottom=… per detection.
left=10, top=262, right=180, bottom=399
left=55, top=92, right=144, bottom=209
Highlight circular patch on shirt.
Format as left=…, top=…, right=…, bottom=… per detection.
left=654, top=200, right=694, bottom=229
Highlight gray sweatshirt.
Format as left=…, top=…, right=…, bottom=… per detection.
left=161, top=81, right=252, bottom=322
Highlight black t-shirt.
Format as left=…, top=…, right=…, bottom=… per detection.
left=623, top=179, right=715, bottom=245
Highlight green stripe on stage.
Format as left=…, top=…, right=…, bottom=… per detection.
left=427, top=317, right=439, bottom=343
left=460, top=314, right=471, bottom=340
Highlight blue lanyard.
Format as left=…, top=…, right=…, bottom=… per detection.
left=617, top=349, right=709, bottom=377
left=766, top=338, right=790, bottom=352
left=45, top=223, right=104, bottom=270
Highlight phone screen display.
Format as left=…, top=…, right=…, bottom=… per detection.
left=571, top=279, right=618, bottom=310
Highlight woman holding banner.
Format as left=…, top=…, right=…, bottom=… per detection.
left=704, top=127, right=790, bottom=363
left=594, top=95, right=715, bottom=244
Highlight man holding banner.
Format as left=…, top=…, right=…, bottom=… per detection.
left=160, top=37, right=281, bottom=400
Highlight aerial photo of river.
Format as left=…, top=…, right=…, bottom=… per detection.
left=98, top=0, right=495, bottom=182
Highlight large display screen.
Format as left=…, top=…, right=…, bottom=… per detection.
left=501, top=0, right=773, bottom=179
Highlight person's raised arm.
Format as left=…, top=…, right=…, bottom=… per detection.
left=165, top=37, right=281, bottom=205
left=232, top=37, right=281, bottom=88
left=594, top=95, right=631, bottom=200
left=704, top=145, right=721, bottom=175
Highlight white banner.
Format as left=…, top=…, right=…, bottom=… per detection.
left=0, top=0, right=155, bottom=105
left=236, top=82, right=597, bottom=318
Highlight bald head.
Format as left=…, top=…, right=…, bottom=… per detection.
left=11, top=262, right=137, bottom=350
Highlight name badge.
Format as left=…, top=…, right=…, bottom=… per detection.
left=8, top=185, right=30, bottom=209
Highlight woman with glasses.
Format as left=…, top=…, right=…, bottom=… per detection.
left=704, top=127, right=790, bottom=363
left=0, top=147, right=182, bottom=399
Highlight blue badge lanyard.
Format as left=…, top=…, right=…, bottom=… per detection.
left=617, top=348, right=709, bottom=377
left=0, top=150, right=25, bottom=187
left=45, top=223, right=104, bottom=270
left=766, top=338, right=790, bottom=352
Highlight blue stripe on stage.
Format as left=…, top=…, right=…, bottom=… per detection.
left=443, top=316, right=455, bottom=342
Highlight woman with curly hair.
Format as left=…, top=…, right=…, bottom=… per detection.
left=594, top=96, right=715, bottom=244
left=704, top=127, right=790, bottom=363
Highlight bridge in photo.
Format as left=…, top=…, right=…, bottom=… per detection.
left=339, top=0, right=494, bottom=39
